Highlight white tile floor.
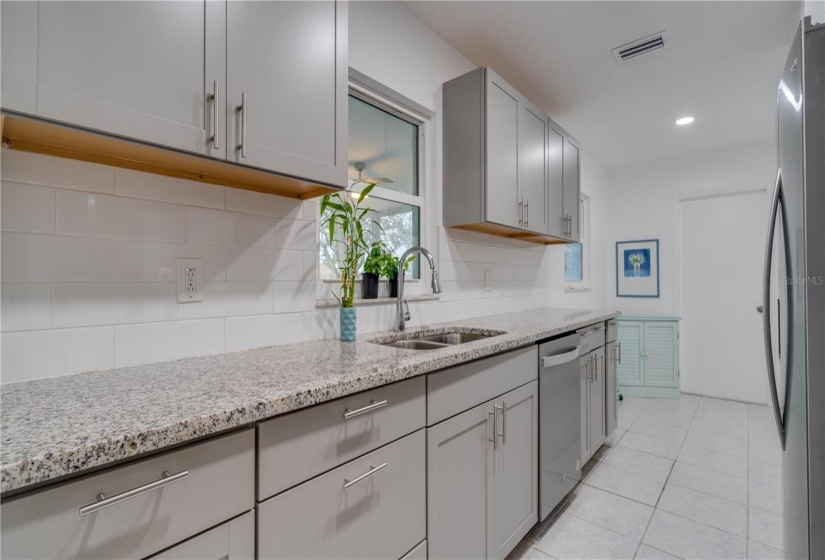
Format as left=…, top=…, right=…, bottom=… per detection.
left=508, top=394, right=786, bottom=560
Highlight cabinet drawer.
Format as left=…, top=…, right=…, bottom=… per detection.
left=607, top=319, right=618, bottom=343
left=427, top=346, right=537, bottom=425
left=1, top=429, right=254, bottom=560
left=149, top=510, right=254, bottom=560
left=578, top=324, right=606, bottom=355
left=257, top=376, right=425, bottom=500
left=258, top=430, right=426, bottom=560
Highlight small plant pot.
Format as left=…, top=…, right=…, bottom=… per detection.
left=387, top=276, right=399, bottom=298
left=361, top=273, right=379, bottom=299
left=339, top=307, right=357, bottom=342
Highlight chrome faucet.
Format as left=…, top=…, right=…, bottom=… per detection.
left=395, top=246, right=442, bottom=331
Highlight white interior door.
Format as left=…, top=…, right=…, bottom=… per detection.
left=679, top=189, right=768, bottom=403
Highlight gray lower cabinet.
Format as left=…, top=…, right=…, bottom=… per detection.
left=580, top=347, right=606, bottom=465
left=226, top=0, right=347, bottom=186
left=428, top=381, right=538, bottom=560
left=0, top=429, right=254, bottom=560
left=149, top=511, right=254, bottom=560
left=606, top=340, right=619, bottom=435
left=617, top=318, right=681, bottom=398
left=257, top=430, right=426, bottom=560
left=1, top=0, right=226, bottom=159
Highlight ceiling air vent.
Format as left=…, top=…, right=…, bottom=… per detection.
left=612, top=31, right=669, bottom=63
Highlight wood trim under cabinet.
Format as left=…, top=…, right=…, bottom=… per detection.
left=0, top=113, right=340, bottom=200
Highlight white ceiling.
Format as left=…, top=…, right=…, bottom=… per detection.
left=400, top=1, right=801, bottom=168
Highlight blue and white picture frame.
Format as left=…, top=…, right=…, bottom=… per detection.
left=616, top=239, right=659, bottom=298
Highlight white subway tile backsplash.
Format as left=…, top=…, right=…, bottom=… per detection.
left=1, top=283, right=51, bottom=332
left=272, top=282, right=316, bottom=313
left=226, top=188, right=302, bottom=218
left=226, top=247, right=304, bottom=282
left=482, top=244, right=506, bottom=264
left=57, top=190, right=185, bottom=242
left=275, top=218, right=317, bottom=251
left=1, top=181, right=55, bottom=233
left=1, top=233, right=115, bottom=282
left=225, top=313, right=303, bottom=352
left=115, top=240, right=225, bottom=282
left=505, top=248, right=523, bottom=265
left=114, top=319, right=224, bottom=367
left=303, top=251, right=317, bottom=282
left=1, top=327, right=113, bottom=383
left=186, top=207, right=275, bottom=247
left=52, top=283, right=180, bottom=328
left=114, top=168, right=225, bottom=209
left=183, top=282, right=273, bottom=319
left=0, top=150, right=115, bottom=193
left=302, top=308, right=338, bottom=341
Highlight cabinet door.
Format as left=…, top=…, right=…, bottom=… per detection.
left=588, top=348, right=606, bottom=452
left=562, top=137, right=580, bottom=241
left=32, top=1, right=225, bottom=158
left=428, top=400, right=495, bottom=560
left=484, top=70, right=520, bottom=229
left=494, top=381, right=538, bottom=560
left=227, top=1, right=347, bottom=186
left=605, top=341, right=619, bottom=436
left=617, top=321, right=645, bottom=387
left=580, top=355, right=591, bottom=465
left=547, top=126, right=565, bottom=238
left=643, top=322, right=680, bottom=388
left=150, top=511, right=253, bottom=560
left=1, top=1, right=37, bottom=114
left=518, top=100, right=548, bottom=234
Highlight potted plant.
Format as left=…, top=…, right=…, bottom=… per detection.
left=383, top=251, right=413, bottom=298
left=320, top=183, right=379, bottom=341
left=362, top=241, right=384, bottom=299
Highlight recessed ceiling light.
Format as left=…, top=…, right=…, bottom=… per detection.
left=676, top=116, right=695, bottom=126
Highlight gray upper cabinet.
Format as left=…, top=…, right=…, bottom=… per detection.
left=443, top=66, right=580, bottom=244
left=4, top=1, right=226, bottom=159
left=484, top=71, right=521, bottom=229
left=519, top=100, right=549, bottom=234
left=562, top=136, right=581, bottom=241
left=227, top=0, right=348, bottom=187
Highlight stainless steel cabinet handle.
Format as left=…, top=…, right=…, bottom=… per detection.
left=595, top=356, right=599, bottom=382
left=79, top=470, right=188, bottom=517
left=580, top=331, right=592, bottom=338
left=343, top=399, right=388, bottom=419
left=524, top=200, right=529, bottom=228
left=496, top=402, right=507, bottom=444
left=488, top=409, right=497, bottom=449
left=518, top=199, right=524, bottom=226
left=237, top=92, right=247, bottom=158
left=616, top=342, right=622, bottom=364
left=209, top=80, right=219, bottom=150
left=343, top=463, right=387, bottom=489
left=594, top=326, right=605, bottom=332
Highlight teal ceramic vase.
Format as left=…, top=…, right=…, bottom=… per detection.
left=340, top=307, right=357, bottom=342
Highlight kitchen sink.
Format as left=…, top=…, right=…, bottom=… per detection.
left=371, top=329, right=504, bottom=350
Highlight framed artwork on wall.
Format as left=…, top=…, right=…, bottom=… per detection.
left=616, top=239, right=660, bottom=298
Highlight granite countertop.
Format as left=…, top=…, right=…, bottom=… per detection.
left=0, top=307, right=618, bottom=495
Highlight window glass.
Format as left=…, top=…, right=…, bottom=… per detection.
left=564, top=243, right=584, bottom=283
left=348, top=95, right=418, bottom=196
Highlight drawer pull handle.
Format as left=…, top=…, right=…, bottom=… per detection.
left=343, top=399, right=388, bottom=419
left=594, top=326, right=606, bottom=332
left=79, top=470, right=189, bottom=517
left=344, top=463, right=387, bottom=489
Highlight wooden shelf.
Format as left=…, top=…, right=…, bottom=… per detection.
left=0, top=114, right=339, bottom=200
left=449, top=222, right=571, bottom=246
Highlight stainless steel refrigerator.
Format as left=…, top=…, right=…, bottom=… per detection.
left=763, top=16, right=824, bottom=560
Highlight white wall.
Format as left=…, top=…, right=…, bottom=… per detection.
left=0, top=1, right=606, bottom=383
left=805, top=0, right=825, bottom=23
left=603, top=141, right=776, bottom=317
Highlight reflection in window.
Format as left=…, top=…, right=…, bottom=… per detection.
left=564, top=244, right=583, bottom=283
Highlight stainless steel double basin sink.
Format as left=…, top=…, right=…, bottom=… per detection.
left=371, top=330, right=503, bottom=350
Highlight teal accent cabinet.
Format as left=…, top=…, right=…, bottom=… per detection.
left=617, top=317, right=680, bottom=398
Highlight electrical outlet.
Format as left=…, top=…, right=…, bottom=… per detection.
left=177, top=258, right=203, bottom=303
left=485, top=269, right=492, bottom=291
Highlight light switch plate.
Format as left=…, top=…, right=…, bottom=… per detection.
left=177, top=258, right=203, bottom=303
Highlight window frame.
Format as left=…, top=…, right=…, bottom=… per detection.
left=565, top=192, right=592, bottom=292
left=317, top=78, right=433, bottom=298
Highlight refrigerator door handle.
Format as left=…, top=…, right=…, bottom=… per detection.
left=762, top=168, right=788, bottom=449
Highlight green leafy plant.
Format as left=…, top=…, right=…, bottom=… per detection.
left=382, top=251, right=413, bottom=280
left=320, top=184, right=380, bottom=307
left=363, top=241, right=385, bottom=276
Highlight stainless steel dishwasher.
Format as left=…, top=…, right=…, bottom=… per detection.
left=538, top=332, right=581, bottom=521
